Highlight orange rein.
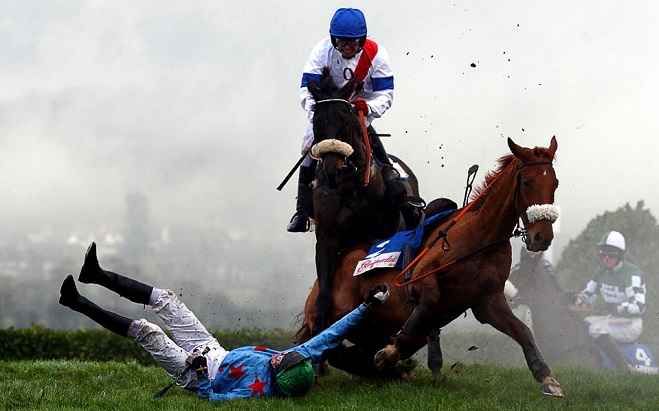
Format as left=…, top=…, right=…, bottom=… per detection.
left=358, top=110, right=372, bottom=186
left=393, top=160, right=518, bottom=287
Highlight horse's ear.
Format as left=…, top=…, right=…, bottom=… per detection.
left=548, top=135, right=558, bottom=156
left=507, top=137, right=521, bottom=157
left=307, top=77, right=322, bottom=100
left=339, top=76, right=358, bottom=99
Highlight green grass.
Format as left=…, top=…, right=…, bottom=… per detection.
left=1, top=360, right=658, bottom=410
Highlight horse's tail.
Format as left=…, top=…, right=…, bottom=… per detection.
left=294, top=312, right=313, bottom=344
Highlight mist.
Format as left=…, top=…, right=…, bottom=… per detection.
left=2, top=1, right=658, bottom=335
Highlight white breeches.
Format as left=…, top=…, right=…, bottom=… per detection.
left=128, top=289, right=227, bottom=388
left=584, top=315, right=643, bottom=343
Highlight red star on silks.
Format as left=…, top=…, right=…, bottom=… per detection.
left=227, top=364, right=246, bottom=380
left=254, top=346, right=267, bottom=352
left=248, top=376, right=267, bottom=397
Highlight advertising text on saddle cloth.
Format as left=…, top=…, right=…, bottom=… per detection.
left=353, top=209, right=454, bottom=276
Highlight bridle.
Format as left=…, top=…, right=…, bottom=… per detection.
left=311, top=98, right=372, bottom=185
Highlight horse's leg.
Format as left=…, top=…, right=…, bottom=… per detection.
left=472, top=293, right=565, bottom=397
left=374, top=304, right=431, bottom=370
left=326, top=344, right=408, bottom=379
left=328, top=322, right=410, bottom=380
left=312, top=237, right=338, bottom=336
left=427, top=328, right=443, bottom=376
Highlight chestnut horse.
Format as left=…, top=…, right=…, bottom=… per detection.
left=306, top=68, right=421, bottom=336
left=297, top=136, right=565, bottom=397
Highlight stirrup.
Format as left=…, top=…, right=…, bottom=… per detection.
left=287, top=212, right=310, bottom=233
left=405, top=195, right=426, bottom=209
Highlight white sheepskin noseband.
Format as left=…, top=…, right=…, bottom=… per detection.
left=526, top=204, right=559, bottom=223
left=311, top=139, right=354, bottom=158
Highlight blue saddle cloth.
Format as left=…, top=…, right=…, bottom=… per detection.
left=353, top=208, right=456, bottom=276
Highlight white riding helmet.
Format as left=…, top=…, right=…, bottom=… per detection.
left=598, top=230, right=626, bottom=253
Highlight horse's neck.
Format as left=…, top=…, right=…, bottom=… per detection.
left=470, top=162, right=519, bottom=238
left=350, top=126, right=367, bottom=163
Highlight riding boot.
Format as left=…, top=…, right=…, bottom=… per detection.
left=595, top=334, right=630, bottom=370
left=368, top=126, right=406, bottom=204
left=287, top=165, right=315, bottom=233
left=59, top=275, right=132, bottom=337
left=78, top=242, right=153, bottom=305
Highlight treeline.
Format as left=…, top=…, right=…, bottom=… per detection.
left=1, top=325, right=532, bottom=368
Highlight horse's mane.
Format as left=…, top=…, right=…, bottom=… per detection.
left=469, top=146, right=557, bottom=201
left=470, top=154, right=516, bottom=201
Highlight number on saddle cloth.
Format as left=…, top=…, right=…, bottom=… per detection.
left=600, top=342, right=658, bottom=373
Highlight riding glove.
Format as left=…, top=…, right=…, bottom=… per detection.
left=350, top=99, right=369, bottom=115
left=365, top=284, right=390, bottom=308
left=192, top=355, right=208, bottom=378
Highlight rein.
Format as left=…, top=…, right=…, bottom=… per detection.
left=358, top=110, right=372, bottom=185
left=394, top=159, right=554, bottom=287
left=314, top=98, right=372, bottom=186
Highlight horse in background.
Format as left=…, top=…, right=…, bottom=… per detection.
left=508, top=247, right=658, bottom=372
left=507, top=248, right=601, bottom=368
left=297, top=136, right=565, bottom=397
left=306, top=67, right=422, bottom=336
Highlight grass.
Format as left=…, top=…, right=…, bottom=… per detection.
left=1, top=360, right=658, bottom=410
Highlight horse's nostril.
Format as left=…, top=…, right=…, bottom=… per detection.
left=534, top=232, right=544, bottom=245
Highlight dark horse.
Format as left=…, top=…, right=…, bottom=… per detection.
left=508, top=248, right=658, bottom=372
left=306, top=67, right=421, bottom=336
left=297, top=137, right=565, bottom=397
left=507, top=248, right=602, bottom=368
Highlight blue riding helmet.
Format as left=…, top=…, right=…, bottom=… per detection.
left=329, top=8, right=367, bottom=38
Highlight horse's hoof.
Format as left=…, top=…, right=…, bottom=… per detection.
left=541, top=376, right=565, bottom=398
left=374, top=345, right=400, bottom=370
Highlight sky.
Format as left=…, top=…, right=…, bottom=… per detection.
left=2, top=1, right=658, bottom=266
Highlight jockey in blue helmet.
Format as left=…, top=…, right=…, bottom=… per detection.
left=329, top=8, right=368, bottom=58
left=287, top=8, right=404, bottom=233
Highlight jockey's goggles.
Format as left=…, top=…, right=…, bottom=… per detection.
left=336, top=37, right=360, bottom=49
left=599, top=250, right=621, bottom=259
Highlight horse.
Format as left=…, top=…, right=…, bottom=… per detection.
left=296, top=136, right=565, bottom=397
left=507, top=248, right=600, bottom=368
left=305, top=67, right=423, bottom=336
left=508, top=248, right=658, bottom=372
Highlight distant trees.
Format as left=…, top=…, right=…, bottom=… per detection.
left=555, top=200, right=659, bottom=344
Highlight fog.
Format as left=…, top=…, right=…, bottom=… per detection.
left=2, top=1, right=658, bottom=333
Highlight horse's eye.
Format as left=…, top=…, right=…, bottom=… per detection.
left=522, top=179, right=531, bottom=189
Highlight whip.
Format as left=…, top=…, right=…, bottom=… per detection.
left=153, top=347, right=210, bottom=398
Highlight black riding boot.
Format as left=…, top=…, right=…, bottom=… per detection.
left=78, top=242, right=153, bottom=305
left=595, top=334, right=630, bottom=370
left=59, top=275, right=132, bottom=337
left=368, top=126, right=406, bottom=203
left=287, top=164, right=315, bottom=233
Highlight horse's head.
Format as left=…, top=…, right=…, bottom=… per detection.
left=509, top=136, right=559, bottom=252
left=509, top=248, right=545, bottom=289
left=508, top=247, right=564, bottom=305
left=307, top=68, right=363, bottom=189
